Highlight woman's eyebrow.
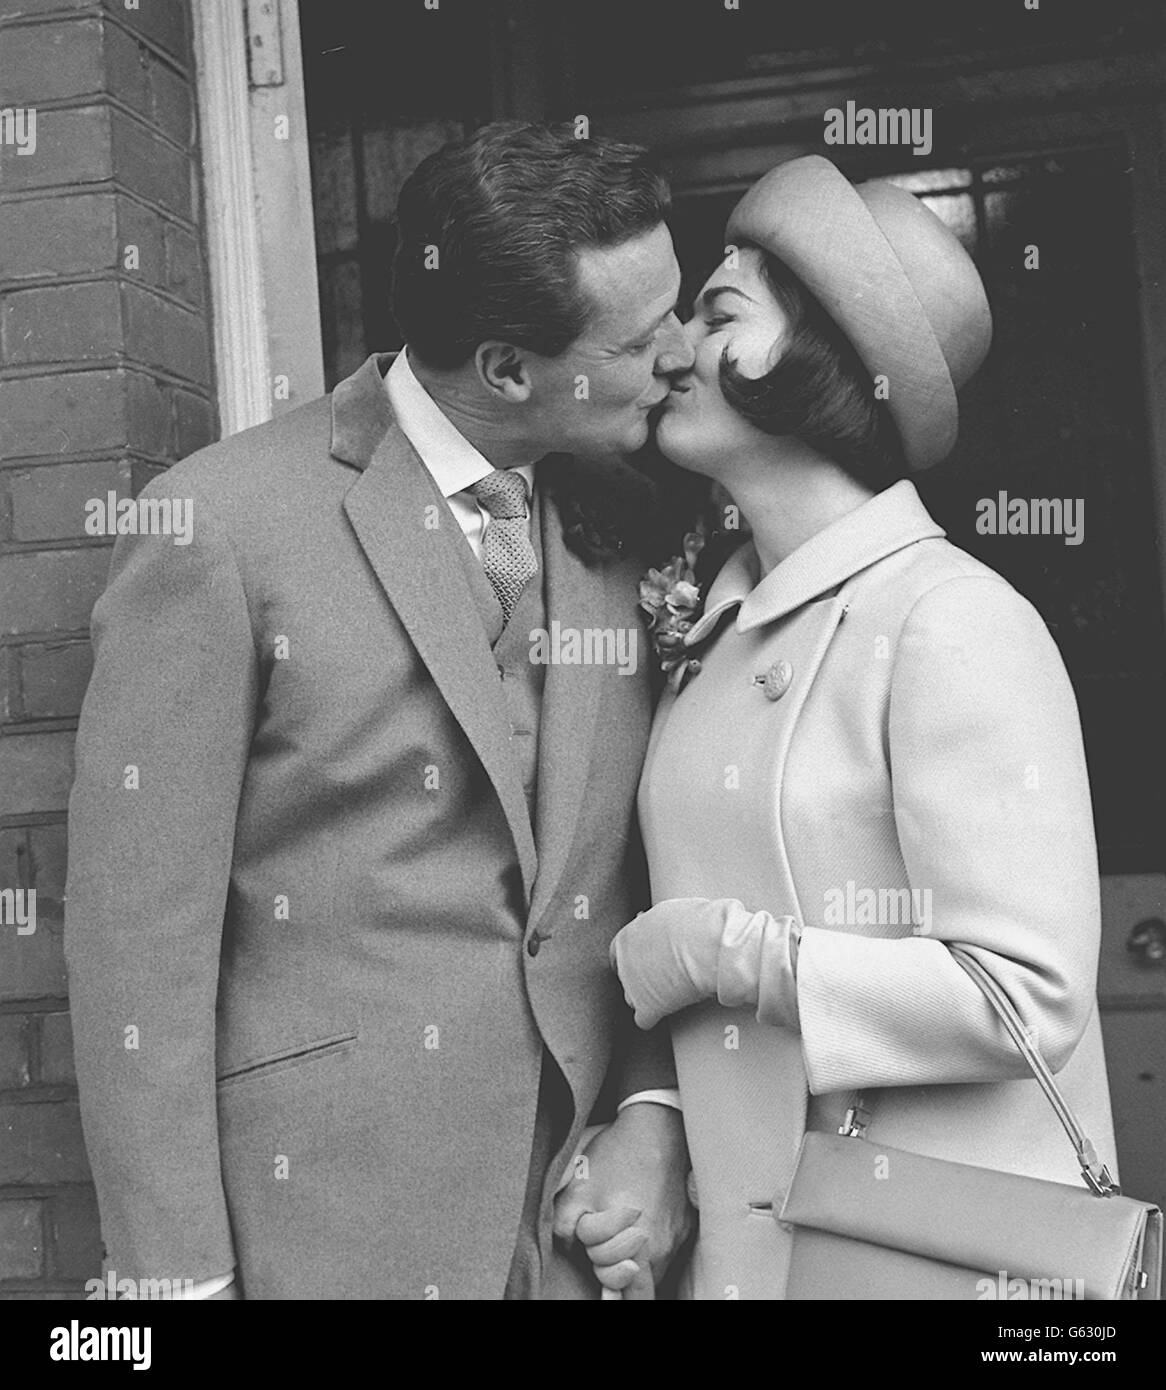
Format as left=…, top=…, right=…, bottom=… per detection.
left=698, top=285, right=755, bottom=310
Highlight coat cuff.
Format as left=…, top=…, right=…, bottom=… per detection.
left=715, top=902, right=801, bottom=1030
left=617, top=1088, right=683, bottom=1113
left=175, top=1271, right=235, bottom=1300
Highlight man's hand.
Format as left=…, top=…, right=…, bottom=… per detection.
left=552, top=1103, right=693, bottom=1299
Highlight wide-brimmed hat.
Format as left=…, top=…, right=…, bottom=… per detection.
left=725, top=155, right=992, bottom=471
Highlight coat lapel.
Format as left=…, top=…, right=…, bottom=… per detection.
left=528, top=478, right=608, bottom=931
left=335, top=354, right=538, bottom=902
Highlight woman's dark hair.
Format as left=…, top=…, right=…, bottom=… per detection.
left=719, top=247, right=906, bottom=489
left=391, top=122, right=671, bottom=369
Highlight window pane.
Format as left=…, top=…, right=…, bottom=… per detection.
left=919, top=191, right=977, bottom=250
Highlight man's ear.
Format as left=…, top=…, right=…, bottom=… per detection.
left=475, top=342, right=533, bottom=402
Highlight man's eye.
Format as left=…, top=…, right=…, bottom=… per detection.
left=627, top=340, right=654, bottom=354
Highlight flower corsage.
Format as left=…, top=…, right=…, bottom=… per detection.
left=638, top=527, right=708, bottom=693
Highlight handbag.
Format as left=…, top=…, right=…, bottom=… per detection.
left=778, top=946, right=1162, bottom=1300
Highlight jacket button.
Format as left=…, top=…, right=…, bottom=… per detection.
left=527, top=935, right=541, bottom=957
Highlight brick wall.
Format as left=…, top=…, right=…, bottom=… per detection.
left=0, top=0, right=215, bottom=1298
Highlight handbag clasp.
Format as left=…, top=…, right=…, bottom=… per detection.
left=838, top=1102, right=871, bottom=1139
left=1079, top=1137, right=1120, bottom=1196
left=1082, top=1161, right=1120, bottom=1197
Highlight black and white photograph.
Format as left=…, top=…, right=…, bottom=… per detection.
left=0, top=0, right=1164, bottom=1357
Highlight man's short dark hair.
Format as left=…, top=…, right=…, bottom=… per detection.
left=391, top=122, right=671, bottom=369
left=719, top=248, right=907, bottom=490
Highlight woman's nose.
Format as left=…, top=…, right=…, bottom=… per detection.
left=656, top=315, right=696, bottom=375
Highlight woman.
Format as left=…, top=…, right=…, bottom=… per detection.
left=610, top=156, right=1116, bottom=1299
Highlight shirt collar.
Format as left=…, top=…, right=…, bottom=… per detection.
left=684, top=480, right=945, bottom=644
left=384, top=348, right=533, bottom=500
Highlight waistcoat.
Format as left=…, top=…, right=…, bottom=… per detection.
left=451, top=483, right=547, bottom=819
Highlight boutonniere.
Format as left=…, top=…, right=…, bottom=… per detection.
left=638, top=527, right=707, bottom=693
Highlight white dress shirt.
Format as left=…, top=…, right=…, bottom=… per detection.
left=384, top=348, right=534, bottom=552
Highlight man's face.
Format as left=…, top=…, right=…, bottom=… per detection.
left=523, top=223, right=693, bottom=458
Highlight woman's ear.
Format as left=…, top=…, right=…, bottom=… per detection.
left=475, top=342, right=533, bottom=402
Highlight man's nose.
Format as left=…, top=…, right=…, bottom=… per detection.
left=655, top=314, right=695, bottom=375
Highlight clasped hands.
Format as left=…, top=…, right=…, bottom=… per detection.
left=552, top=1102, right=691, bottom=1299
left=553, top=898, right=801, bottom=1296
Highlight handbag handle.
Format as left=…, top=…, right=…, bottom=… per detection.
left=842, top=945, right=1119, bottom=1197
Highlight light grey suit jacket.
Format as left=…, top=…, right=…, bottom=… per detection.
left=65, top=353, right=672, bottom=1299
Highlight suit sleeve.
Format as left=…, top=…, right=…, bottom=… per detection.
left=611, top=1018, right=678, bottom=1103
left=795, top=574, right=1101, bottom=1096
left=614, top=816, right=678, bottom=1101
left=598, top=821, right=678, bottom=1110
left=64, top=483, right=258, bottom=1282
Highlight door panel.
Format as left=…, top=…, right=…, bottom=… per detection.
left=1100, top=875, right=1166, bottom=1008
left=1100, top=1011, right=1166, bottom=1210
left=292, top=0, right=1166, bottom=1266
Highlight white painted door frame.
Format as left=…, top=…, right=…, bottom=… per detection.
left=192, top=0, right=324, bottom=436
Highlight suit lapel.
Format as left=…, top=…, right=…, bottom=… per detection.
left=335, top=355, right=538, bottom=902
left=528, top=480, right=608, bottom=930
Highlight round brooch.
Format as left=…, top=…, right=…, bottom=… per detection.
left=754, top=659, right=793, bottom=701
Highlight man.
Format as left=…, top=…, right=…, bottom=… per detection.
left=64, top=122, right=695, bottom=1300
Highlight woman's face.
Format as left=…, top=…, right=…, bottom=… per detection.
left=655, top=245, right=791, bottom=477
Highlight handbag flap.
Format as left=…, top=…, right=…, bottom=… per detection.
left=780, top=1132, right=1159, bottom=1300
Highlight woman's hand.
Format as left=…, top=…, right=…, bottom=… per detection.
left=611, top=897, right=801, bottom=1031
left=611, top=899, right=724, bottom=1029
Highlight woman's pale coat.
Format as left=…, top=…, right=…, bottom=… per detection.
left=638, top=481, right=1116, bottom=1300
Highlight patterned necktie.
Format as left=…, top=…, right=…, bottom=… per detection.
left=469, top=469, right=538, bottom=625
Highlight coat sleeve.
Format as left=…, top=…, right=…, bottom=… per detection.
left=795, top=573, right=1101, bottom=1096
left=64, top=481, right=259, bottom=1282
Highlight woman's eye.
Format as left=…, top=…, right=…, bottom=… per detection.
left=704, top=315, right=731, bottom=330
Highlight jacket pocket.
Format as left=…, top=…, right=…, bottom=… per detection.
left=215, top=1032, right=357, bottom=1090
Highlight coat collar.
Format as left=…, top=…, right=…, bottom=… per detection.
left=383, top=348, right=536, bottom=501
left=685, top=480, right=944, bottom=643
left=330, top=352, right=399, bottom=469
